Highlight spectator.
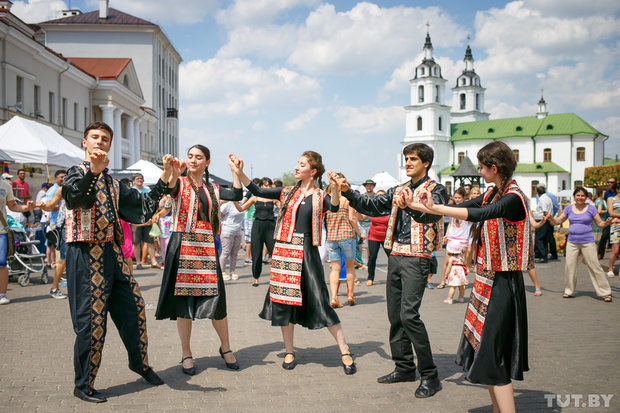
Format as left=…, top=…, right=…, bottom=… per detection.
left=533, top=185, right=555, bottom=263
left=2, top=172, right=13, bottom=186
left=549, top=187, right=612, bottom=301
left=45, top=170, right=66, bottom=268
left=605, top=182, right=620, bottom=278
left=598, top=178, right=617, bottom=258
left=131, top=173, right=159, bottom=269
left=12, top=169, right=31, bottom=202
left=219, top=200, right=244, bottom=281
left=366, top=189, right=390, bottom=286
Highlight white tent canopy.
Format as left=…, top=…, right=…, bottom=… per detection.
left=121, top=159, right=163, bottom=185
left=369, top=171, right=400, bottom=191
left=0, top=116, right=84, bottom=167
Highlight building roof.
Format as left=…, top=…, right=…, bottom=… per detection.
left=40, top=7, right=155, bottom=26
left=451, top=156, right=480, bottom=177
left=69, top=57, right=131, bottom=80
left=439, top=161, right=568, bottom=177
left=450, top=113, right=604, bottom=142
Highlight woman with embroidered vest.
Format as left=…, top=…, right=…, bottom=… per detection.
left=406, top=141, right=531, bottom=413
left=155, top=145, right=243, bottom=376
left=324, top=173, right=362, bottom=308
left=228, top=151, right=357, bottom=375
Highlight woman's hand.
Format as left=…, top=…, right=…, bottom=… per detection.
left=327, top=170, right=340, bottom=190
left=162, top=154, right=174, bottom=173
left=419, top=189, right=435, bottom=209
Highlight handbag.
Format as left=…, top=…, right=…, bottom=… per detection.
left=149, top=223, right=161, bottom=238
left=0, top=213, right=15, bottom=258
left=45, top=226, right=62, bottom=248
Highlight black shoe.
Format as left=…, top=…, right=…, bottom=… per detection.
left=549, top=256, right=559, bottom=261
left=341, top=353, right=357, bottom=375
left=219, top=347, right=240, bottom=370
left=180, top=357, right=196, bottom=376
left=377, top=370, right=416, bottom=384
left=130, top=366, right=164, bottom=385
left=252, top=279, right=259, bottom=287
left=415, top=377, right=442, bottom=398
left=282, top=352, right=296, bottom=370
left=73, top=387, right=107, bottom=403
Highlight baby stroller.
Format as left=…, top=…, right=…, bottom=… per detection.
left=8, top=227, right=48, bottom=287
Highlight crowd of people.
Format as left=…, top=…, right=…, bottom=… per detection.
left=0, top=120, right=617, bottom=411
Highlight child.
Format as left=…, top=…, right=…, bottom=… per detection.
left=427, top=251, right=437, bottom=289
left=443, top=240, right=467, bottom=304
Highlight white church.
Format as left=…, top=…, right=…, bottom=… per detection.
left=399, top=31, right=608, bottom=198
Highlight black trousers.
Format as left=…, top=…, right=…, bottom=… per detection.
left=535, top=221, right=552, bottom=259
left=367, top=240, right=391, bottom=281
left=67, top=241, right=149, bottom=394
left=547, top=223, right=557, bottom=258
left=251, top=219, right=275, bottom=279
left=386, top=255, right=438, bottom=379
left=598, top=225, right=611, bottom=258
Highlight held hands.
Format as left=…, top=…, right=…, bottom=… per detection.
left=228, top=154, right=244, bottom=174
left=327, top=170, right=340, bottom=191
left=90, top=149, right=109, bottom=175
left=330, top=173, right=349, bottom=192
left=395, top=187, right=414, bottom=209
left=162, top=154, right=174, bottom=174
left=24, top=201, right=35, bottom=211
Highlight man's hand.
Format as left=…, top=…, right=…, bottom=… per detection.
left=90, top=149, right=109, bottom=175
left=24, top=201, right=35, bottom=211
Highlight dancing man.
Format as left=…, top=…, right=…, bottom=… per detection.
left=62, top=122, right=174, bottom=403
left=336, top=143, right=447, bottom=397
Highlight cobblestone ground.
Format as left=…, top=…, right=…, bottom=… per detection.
left=0, top=249, right=618, bottom=412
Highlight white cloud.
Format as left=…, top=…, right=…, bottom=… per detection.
left=592, top=116, right=620, bottom=157
left=107, top=0, right=217, bottom=24
left=179, top=58, right=322, bottom=118
left=216, top=0, right=321, bottom=28
left=333, top=105, right=403, bottom=135
left=11, top=0, right=68, bottom=23
left=218, top=2, right=466, bottom=76
left=284, top=108, right=321, bottom=131
left=522, top=0, right=620, bottom=18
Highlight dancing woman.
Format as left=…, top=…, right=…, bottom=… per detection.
left=405, top=141, right=530, bottom=413
left=229, top=151, right=356, bottom=375
left=155, top=145, right=243, bottom=375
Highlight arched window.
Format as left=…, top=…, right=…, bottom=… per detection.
left=531, top=180, right=539, bottom=198
left=543, top=148, right=552, bottom=162
left=434, top=67, right=438, bottom=76
left=513, top=149, right=519, bottom=162
left=458, top=152, right=465, bottom=163
left=438, top=116, right=443, bottom=131
left=461, top=78, right=466, bottom=86
left=418, top=85, right=424, bottom=103
left=576, top=147, right=585, bottom=161
left=460, top=93, right=466, bottom=110
left=417, top=116, right=422, bottom=131
left=445, top=181, right=452, bottom=195
left=435, top=85, right=440, bottom=102
left=420, top=67, right=425, bottom=76
left=562, top=180, right=566, bottom=190
left=475, top=93, right=480, bottom=110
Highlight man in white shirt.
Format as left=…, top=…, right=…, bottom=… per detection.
left=533, top=186, right=554, bottom=263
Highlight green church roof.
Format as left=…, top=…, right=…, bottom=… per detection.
left=439, top=161, right=567, bottom=177
left=451, top=113, right=604, bottom=142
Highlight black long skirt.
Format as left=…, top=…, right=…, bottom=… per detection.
left=155, top=232, right=227, bottom=320
left=259, top=235, right=340, bottom=330
left=456, top=270, right=529, bottom=385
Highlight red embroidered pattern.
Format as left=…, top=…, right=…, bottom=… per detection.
left=269, top=233, right=304, bottom=306
left=174, top=221, right=219, bottom=296
left=274, top=186, right=324, bottom=246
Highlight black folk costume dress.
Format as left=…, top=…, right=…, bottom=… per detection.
left=455, top=181, right=531, bottom=386
left=62, top=162, right=167, bottom=396
left=245, top=182, right=340, bottom=329
left=155, top=177, right=242, bottom=320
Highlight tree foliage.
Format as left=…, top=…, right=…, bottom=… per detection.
left=280, top=172, right=297, bottom=186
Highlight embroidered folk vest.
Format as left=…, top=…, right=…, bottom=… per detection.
left=383, top=179, right=443, bottom=258
left=274, top=186, right=323, bottom=246
left=65, top=165, right=121, bottom=244
left=171, top=177, right=220, bottom=234
left=476, top=181, right=533, bottom=272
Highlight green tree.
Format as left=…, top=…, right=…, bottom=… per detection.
left=280, top=172, right=297, bottom=186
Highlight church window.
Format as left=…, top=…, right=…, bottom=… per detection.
left=513, top=150, right=519, bottom=162
left=461, top=78, right=466, bottom=86
left=123, top=75, right=129, bottom=87
left=417, top=116, right=423, bottom=131
left=562, top=180, right=566, bottom=190
left=574, top=180, right=583, bottom=187
left=488, top=128, right=494, bottom=133
left=476, top=94, right=480, bottom=110
left=516, top=126, right=523, bottom=131
left=438, top=116, right=443, bottom=131
left=546, top=124, right=554, bottom=130
left=458, top=152, right=465, bottom=163
left=435, top=85, right=440, bottom=102
left=543, top=148, right=551, bottom=162
left=445, top=181, right=452, bottom=194
left=420, top=67, right=425, bottom=76
left=461, top=130, right=468, bottom=135
left=418, top=85, right=424, bottom=103
left=434, top=67, right=438, bottom=76
left=531, top=180, right=539, bottom=198
left=576, top=147, right=585, bottom=161
left=460, top=93, right=466, bottom=110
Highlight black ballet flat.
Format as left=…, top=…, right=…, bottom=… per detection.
left=341, top=353, right=357, bottom=375
left=180, top=356, right=195, bottom=376
left=282, top=352, right=296, bottom=370
left=219, top=347, right=240, bottom=370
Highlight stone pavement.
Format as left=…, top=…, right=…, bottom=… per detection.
left=0, top=250, right=619, bottom=413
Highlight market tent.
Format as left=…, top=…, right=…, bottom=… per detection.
left=121, top=159, right=163, bottom=185
left=370, top=171, right=400, bottom=191
left=0, top=116, right=83, bottom=167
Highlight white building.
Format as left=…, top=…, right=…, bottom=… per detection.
left=37, top=0, right=181, bottom=165
left=399, top=32, right=608, bottom=198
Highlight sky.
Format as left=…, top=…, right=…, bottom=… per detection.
left=12, top=0, right=620, bottom=182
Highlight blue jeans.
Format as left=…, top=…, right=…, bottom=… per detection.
left=326, top=238, right=357, bottom=262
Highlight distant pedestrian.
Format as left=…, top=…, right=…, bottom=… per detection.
left=442, top=240, right=467, bottom=304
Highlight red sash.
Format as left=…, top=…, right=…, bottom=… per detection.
left=269, top=233, right=304, bottom=306
left=174, top=221, right=218, bottom=296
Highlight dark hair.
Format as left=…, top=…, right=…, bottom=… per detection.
left=454, top=187, right=467, bottom=198
left=261, top=177, right=273, bottom=187
left=187, top=144, right=220, bottom=235
left=275, top=150, right=326, bottom=229
left=54, top=169, right=66, bottom=178
left=132, top=173, right=144, bottom=181
left=273, top=178, right=283, bottom=188
left=403, top=143, right=434, bottom=170
left=120, top=178, right=131, bottom=188
left=470, top=141, right=519, bottom=254
left=573, top=187, right=587, bottom=197
left=596, top=187, right=605, bottom=198
left=84, top=121, right=114, bottom=141
left=252, top=177, right=261, bottom=185
left=536, top=186, right=546, bottom=196
left=17, top=169, right=25, bottom=174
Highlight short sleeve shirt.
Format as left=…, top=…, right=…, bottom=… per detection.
left=565, top=204, right=597, bottom=244
left=0, top=179, right=15, bottom=234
